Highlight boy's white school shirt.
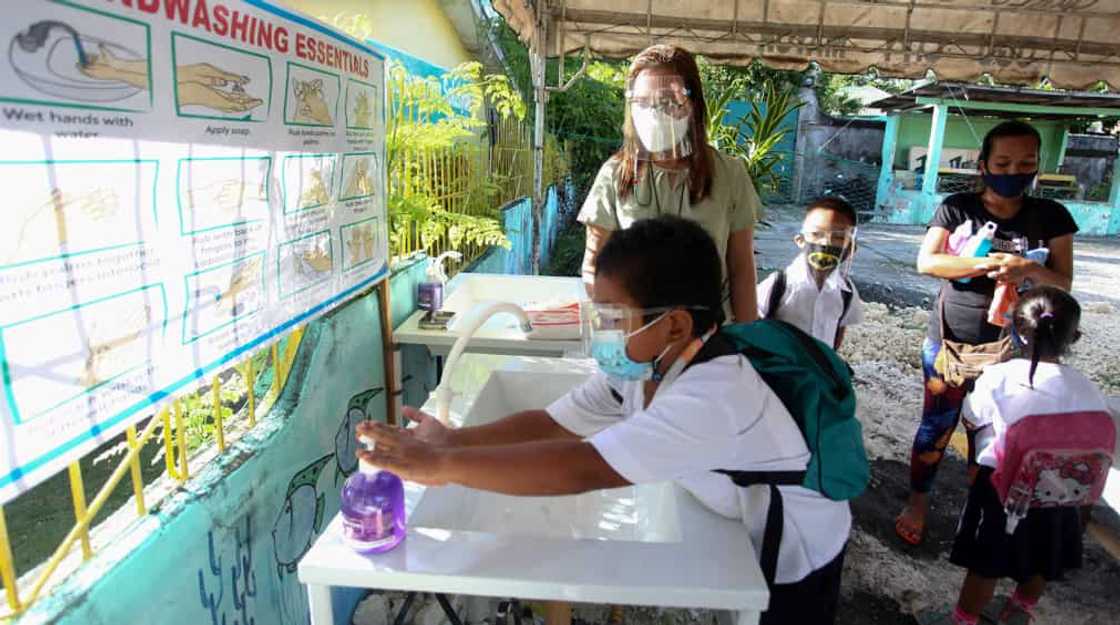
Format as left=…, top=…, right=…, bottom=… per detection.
left=962, top=359, right=1111, bottom=469
left=756, top=255, right=864, bottom=346
left=546, top=353, right=851, bottom=585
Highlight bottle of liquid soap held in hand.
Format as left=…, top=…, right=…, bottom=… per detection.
left=956, top=221, right=998, bottom=285
left=986, top=247, right=1047, bottom=328
left=341, top=436, right=405, bottom=553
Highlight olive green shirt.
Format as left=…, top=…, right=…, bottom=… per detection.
left=578, top=148, right=763, bottom=301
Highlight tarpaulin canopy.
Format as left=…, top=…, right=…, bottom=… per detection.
left=493, top=0, right=1120, bottom=90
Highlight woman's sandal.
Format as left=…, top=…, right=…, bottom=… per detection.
left=895, top=509, right=926, bottom=546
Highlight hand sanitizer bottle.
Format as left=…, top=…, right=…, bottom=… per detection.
left=957, top=221, right=998, bottom=284
left=341, top=436, right=405, bottom=553
left=417, top=251, right=462, bottom=317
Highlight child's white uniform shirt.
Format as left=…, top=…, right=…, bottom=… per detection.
left=756, top=255, right=864, bottom=346
left=962, top=359, right=1111, bottom=469
left=547, top=354, right=851, bottom=585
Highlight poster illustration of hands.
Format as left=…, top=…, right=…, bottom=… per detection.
left=0, top=0, right=387, bottom=503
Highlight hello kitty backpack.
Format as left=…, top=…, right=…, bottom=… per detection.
left=991, top=411, right=1116, bottom=534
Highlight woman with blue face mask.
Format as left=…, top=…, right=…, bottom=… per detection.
left=578, top=44, right=763, bottom=323
left=894, top=120, right=1079, bottom=547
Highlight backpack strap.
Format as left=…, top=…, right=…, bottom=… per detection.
left=707, top=479, right=786, bottom=586
left=684, top=330, right=741, bottom=370
left=696, top=327, right=805, bottom=587
left=759, top=484, right=783, bottom=586
left=835, top=278, right=855, bottom=346
left=841, top=278, right=854, bottom=319
left=764, top=270, right=787, bottom=320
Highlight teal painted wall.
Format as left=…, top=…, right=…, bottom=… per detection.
left=467, top=197, right=532, bottom=275
left=23, top=292, right=389, bottom=625
left=537, top=187, right=560, bottom=270
left=467, top=183, right=566, bottom=275
left=894, top=114, right=1065, bottom=172
left=22, top=175, right=571, bottom=625
left=879, top=114, right=1120, bottom=235
left=724, top=100, right=799, bottom=201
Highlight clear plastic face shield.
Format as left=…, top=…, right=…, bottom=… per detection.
left=625, top=72, right=694, bottom=161
left=797, top=227, right=857, bottom=283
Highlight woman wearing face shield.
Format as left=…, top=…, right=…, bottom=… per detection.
left=579, top=44, right=763, bottom=322
left=894, top=120, right=1078, bottom=547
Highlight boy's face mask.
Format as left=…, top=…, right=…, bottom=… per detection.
left=584, top=304, right=697, bottom=382
left=797, top=227, right=856, bottom=277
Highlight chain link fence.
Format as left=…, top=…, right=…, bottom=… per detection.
left=795, top=151, right=881, bottom=222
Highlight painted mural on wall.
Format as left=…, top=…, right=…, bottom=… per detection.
left=335, top=387, right=385, bottom=482
left=273, top=454, right=332, bottom=576
left=198, top=516, right=258, bottom=625
left=188, top=386, right=387, bottom=625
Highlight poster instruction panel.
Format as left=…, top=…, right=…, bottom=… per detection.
left=0, top=0, right=388, bottom=503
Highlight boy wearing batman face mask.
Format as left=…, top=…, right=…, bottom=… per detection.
left=756, top=197, right=864, bottom=349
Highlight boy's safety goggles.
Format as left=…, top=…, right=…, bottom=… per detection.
left=581, top=302, right=710, bottom=343
left=585, top=304, right=680, bottom=333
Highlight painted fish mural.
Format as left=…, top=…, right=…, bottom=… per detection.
left=334, top=387, right=384, bottom=481
left=271, top=454, right=331, bottom=575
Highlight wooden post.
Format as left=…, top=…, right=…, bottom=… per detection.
left=378, top=282, right=398, bottom=426
left=543, top=601, right=572, bottom=625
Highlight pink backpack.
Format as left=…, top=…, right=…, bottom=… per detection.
left=991, top=411, right=1116, bottom=534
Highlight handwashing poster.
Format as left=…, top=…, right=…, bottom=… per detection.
left=0, top=0, right=388, bottom=504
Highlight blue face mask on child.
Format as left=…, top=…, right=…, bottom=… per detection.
left=590, top=312, right=670, bottom=382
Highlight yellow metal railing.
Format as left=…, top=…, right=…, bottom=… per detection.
left=0, top=327, right=306, bottom=618
left=387, top=108, right=541, bottom=266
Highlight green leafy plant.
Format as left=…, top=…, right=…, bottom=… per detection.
left=705, top=76, right=805, bottom=195
left=321, top=12, right=547, bottom=262
left=543, top=223, right=586, bottom=277
left=384, top=59, right=524, bottom=258
left=152, top=374, right=248, bottom=453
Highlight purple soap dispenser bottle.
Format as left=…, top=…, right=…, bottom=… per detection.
left=341, top=436, right=405, bottom=553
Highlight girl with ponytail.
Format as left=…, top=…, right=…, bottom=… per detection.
left=934, top=286, right=1115, bottom=625
left=1011, top=287, right=1081, bottom=388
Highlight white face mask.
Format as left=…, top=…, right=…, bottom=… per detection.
left=631, top=107, right=691, bottom=154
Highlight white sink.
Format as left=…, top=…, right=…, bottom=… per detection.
left=299, top=355, right=767, bottom=614
left=410, top=371, right=682, bottom=543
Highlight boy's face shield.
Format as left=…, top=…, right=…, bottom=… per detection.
left=798, top=227, right=857, bottom=279
left=625, top=73, right=694, bottom=161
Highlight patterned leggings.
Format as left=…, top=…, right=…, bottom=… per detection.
left=909, top=338, right=977, bottom=493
